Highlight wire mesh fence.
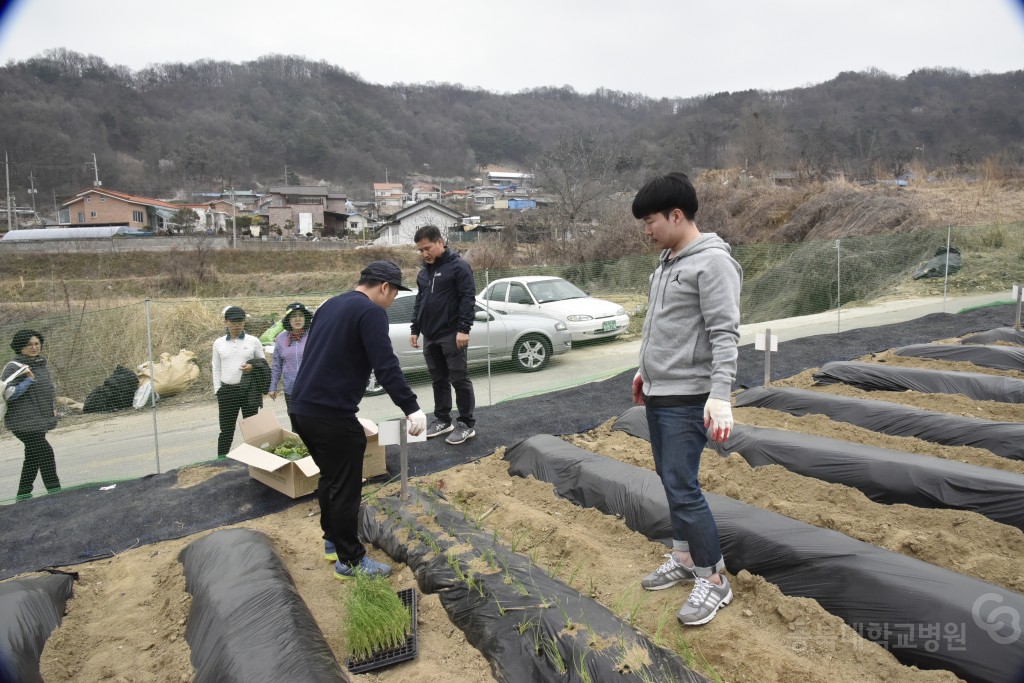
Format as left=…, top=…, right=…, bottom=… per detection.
left=2, top=220, right=1021, bottom=503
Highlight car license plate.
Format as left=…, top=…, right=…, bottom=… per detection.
left=602, top=320, right=616, bottom=332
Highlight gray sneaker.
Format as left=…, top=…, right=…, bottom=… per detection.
left=677, top=575, right=733, bottom=626
left=445, top=424, right=476, bottom=445
left=641, top=553, right=697, bottom=591
left=426, top=421, right=454, bottom=438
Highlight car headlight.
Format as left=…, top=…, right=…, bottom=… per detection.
left=616, top=308, right=627, bottom=316
left=566, top=315, right=594, bottom=322
left=554, top=321, right=568, bottom=331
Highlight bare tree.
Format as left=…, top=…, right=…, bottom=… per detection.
left=183, top=230, right=217, bottom=282
left=739, top=105, right=784, bottom=174
left=530, top=132, right=622, bottom=241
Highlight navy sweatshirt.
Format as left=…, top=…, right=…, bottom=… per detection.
left=290, top=290, right=419, bottom=418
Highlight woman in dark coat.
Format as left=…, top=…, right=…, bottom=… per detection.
left=2, top=329, right=60, bottom=501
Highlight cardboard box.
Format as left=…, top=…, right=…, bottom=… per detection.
left=227, top=409, right=387, bottom=498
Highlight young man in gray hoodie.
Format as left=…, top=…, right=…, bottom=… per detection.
left=631, top=172, right=743, bottom=626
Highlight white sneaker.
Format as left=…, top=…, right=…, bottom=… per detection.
left=641, top=553, right=697, bottom=590
left=677, top=575, right=733, bottom=626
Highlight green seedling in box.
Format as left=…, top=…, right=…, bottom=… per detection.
left=260, top=436, right=309, bottom=461
left=345, top=573, right=412, bottom=661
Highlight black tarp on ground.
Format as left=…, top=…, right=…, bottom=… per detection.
left=812, top=360, right=1024, bottom=403
left=961, top=326, right=1024, bottom=346
left=82, top=365, right=138, bottom=413
left=384, top=303, right=1021, bottom=476
left=913, top=246, right=961, bottom=280
left=894, top=342, right=1024, bottom=371
left=612, top=406, right=1024, bottom=530
left=0, top=572, right=75, bottom=683
left=178, top=529, right=348, bottom=683
left=505, top=434, right=1024, bottom=683
left=735, top=386, right=1024, bottom=460
left=361, top=491, right=711, bottom=683
left=0, top=462, right=298, bottom=581
left=733, top=304, right=1016, bottom=389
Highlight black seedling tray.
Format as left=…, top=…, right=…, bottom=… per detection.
left=346, top=587, right=419, bottom=674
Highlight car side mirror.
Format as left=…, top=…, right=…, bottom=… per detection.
left=474, top=310, right=490, bottom=321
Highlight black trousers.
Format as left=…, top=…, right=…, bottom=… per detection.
left=423, top=332, right=475, bottom=428
left=13, top=430, right=60, bottom=497
left=283, top=393, right=293, bottom=429
left=216, top=383, right=258, bottom=457
left=290, top=412, right=367, bottom=566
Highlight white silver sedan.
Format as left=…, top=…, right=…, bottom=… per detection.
left=365, top=290, right=573, bottom=395
left=477, top=276, right=629, bottom=342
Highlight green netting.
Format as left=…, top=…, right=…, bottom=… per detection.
left=2, top=221, right=1021, bottom=503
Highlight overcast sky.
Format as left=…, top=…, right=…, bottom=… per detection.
left=1, top=0, right=1023, bottom=100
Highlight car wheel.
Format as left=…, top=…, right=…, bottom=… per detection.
left=365, top=371, right=386, bottom=396
left=513, top=335, right=550, bottom=372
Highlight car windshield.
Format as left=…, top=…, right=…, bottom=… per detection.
left=528, top=279, right=587, bottom=303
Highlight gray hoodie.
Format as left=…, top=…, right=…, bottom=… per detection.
left=639, top=233, right=742, bottom=401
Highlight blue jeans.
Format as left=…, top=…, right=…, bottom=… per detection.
left=646, top=403, right=724, bottom=576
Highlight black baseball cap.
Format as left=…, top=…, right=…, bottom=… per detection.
left=223, top=305, right=246, bottom=321
left=360, top=260, right=411, bottom=291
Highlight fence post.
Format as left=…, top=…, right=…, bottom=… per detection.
left=484, top=268, right=492, bottom=406
left=1015, top=285, right=1022, bottom=331
left=835, top=239, right=842, bottom=333
left=942, top=225, right=952, bottom=313
left=145, top=299, right=161, bottom=473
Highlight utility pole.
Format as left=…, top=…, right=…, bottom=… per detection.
left=284, top=164, right=289, bottom=186
left=5, top=150, right=12, bottom=231
left=90, top=153, right=101, bottom=186
left=27, top=173, right=38, bottom=213
left=231, top=187, right=237, bottom=249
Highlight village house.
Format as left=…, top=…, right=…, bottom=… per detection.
left=372, top=199, right=466, bottom=246
left=58, top=188, right=183, bottom=232
left=373, top=182, right=404, bottom=217
left=410, top=183, right=441, bottom=203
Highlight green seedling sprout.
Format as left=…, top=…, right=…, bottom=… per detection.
left=566, top=560, right=584, bottom=589
left=541, top=634, right=567, bottom=675
left=344, top=573, right=411, bottom=662
left=573, top=646, right=594, bottom=683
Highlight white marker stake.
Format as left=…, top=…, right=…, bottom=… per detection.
left=1014, top=285, right=1022, bottom=331
left=755, top=328, right=779, bottom=386
left=378, top=418, right=426, bottom=501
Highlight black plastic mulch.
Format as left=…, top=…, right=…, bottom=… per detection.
left=391, top=303, right=1018, bottom=474
left=0, top=462, right=296, bottom=580
left=1, top=303, right=1017, bottom=580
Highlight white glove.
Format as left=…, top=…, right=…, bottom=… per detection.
left=703, top=398, right=733, bottom=443
left=406, top=410, right=427, bottom=436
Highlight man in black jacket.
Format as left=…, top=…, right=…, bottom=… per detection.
left=409, top=225, right=477, bottom=445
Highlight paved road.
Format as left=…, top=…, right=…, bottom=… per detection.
left=0, top=291, right=1009, bottom=499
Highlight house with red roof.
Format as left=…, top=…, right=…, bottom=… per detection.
left=59, top=188, right=185, bottom=232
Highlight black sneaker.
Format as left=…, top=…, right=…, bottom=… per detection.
left=445, top=424, right=476, bottom=445
left=426, top=421, right=454, bottom=438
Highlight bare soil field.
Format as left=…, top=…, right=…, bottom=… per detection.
left=22, top=346, right=1022, bottom=683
